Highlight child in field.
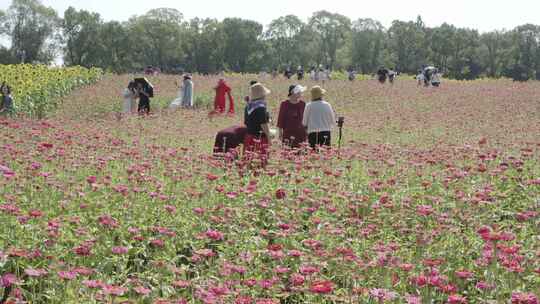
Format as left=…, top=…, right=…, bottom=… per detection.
left=0, top=82, right=14, bottom=116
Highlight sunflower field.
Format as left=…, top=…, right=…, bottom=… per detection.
left=0, top=64, right=102, bottom=117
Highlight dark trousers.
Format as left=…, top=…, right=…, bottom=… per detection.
left=308, top=131, right=331, bottom=149
left=138, top=100, right=150, bottom=114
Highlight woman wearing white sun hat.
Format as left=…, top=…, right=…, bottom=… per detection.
left=277, top=84, right=307, bottom=148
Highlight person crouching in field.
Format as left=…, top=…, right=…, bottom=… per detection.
left=244, top=83, right=272, bottom=167
left=277, top=85, right=307, bottom=149
left=302, top=86, right=336, bottom=149
left=0, top=82, right=14, bottom=117
left=122, top=81, right=137, bottom=114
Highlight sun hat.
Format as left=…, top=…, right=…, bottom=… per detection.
left=250, top=83, right=271, bottom=101
left=288, top=84, right=307, bottom=97
left=310, top=86, right=326, bottom=101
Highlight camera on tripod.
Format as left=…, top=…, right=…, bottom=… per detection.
left=337, top=116, right=345, bottom=128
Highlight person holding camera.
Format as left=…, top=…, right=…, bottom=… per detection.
left=277, top=84, right=307, bottom=148
left=302, top=86, right=336, bottom=149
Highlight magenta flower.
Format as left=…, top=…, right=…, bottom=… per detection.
left=112, top=246, right=129, bottom=255
left=1, top=273, right=18, bottom=287
left=310, top=280, right=334, bottom=294
left=134, top=286, right=151, bottom=295
left=57, top=271, right=77, bottom=280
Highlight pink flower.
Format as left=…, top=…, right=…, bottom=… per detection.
left=235, top=296, right=253, bottom=304
left=134, top=286, right=152, bottom=295
left=205, top=230, right=224, bottom=241
left=289, top=274, right=305, bottom=286
left=150, top=239, right=165, bottom=248
left=455, top=270, right=473, bottom=279
left=370, top=288, right=398, bottom=301
left=24, top=268, right=48, bottom=277
left=112, top=246, right=129, bottom=255
left=83, top=280, right=104, bottom=289
left=511, top=292, right=539, bottom=304
left=310, top=280, right=334, bottom=294
left=102, top=284, right=128, bottom=296
left=86, top=176, right=97, bottom=184
left=58, top=271, right=77, bottom=280
left=447, top=294, right=468, bottom=304
left=299, top=265, right=319, bottom=275
left=406, top=295, right=422, bottom=304
left=172, top=280, right=190, bottom=289
left=164, top=205, right=177, bottom=214
left=275, top=188, right=286, bottom=200
left=475, top=281, right=493, bottom=290
left=1, top=273, right=18, bottom=287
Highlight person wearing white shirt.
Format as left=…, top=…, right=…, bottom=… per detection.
left=302, top=86, right=336, bottom=149
left=122, top=81, right=137, bottom=114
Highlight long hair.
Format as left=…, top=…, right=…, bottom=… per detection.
left=0, top=82, right=11, bottom=95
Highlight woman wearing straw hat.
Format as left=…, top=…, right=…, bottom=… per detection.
left=277, top=84, right=307, bottom=148
left=244, top=83, right=272, bottom=166
left=302, top=86, right=336, bottom=149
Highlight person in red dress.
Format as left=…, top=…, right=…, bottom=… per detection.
left=277, top=84, right=307, bottom=148
left=214, top=79, right=235, bottom=114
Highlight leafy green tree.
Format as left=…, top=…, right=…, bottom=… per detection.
left=2, top=0, right=59, bottom=63
left=182, top=18, right=225, bottom=73
left=309, top=11, right=351, bottom=69
left=265, top=15, right=305, bottom=67
left=350, top=18, right=385, bottom=73
left=98, top=21, right=134, bottom=73
left=61, top=7, right=102, bottom=67
left=221, top=18, right=263, bottom=72
left=387, top=17, right=427, bottom=73
left=127, top=8, right=185, bottom=71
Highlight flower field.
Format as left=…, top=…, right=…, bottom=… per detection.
left=0, top=64, right=102, bottom=117
left=0, top=74, right=539, bottom=303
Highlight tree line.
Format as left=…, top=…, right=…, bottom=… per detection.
left=1, top=0, right=539, bottom=80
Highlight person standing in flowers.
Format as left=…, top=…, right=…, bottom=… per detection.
left=214, top=79, right=235, bottom=114
left=431, top=69, right=442, bottom=87
left=170, top=74, right=193, bottom=109
left=122, top=81, right=137, bottom=114
left=302, top=86, right=336, bottom=149
left=0, top=83, right=14, bottom=116
left=136, top=82, right=151, bottom=114
left=277, top=84, right=307, bottom=148
left=244, top=83, right=272, bottom=166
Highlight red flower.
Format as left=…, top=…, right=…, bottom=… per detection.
left=310, top=280, right=333, bottom=294
left=275, top=188, right=286, bottom=200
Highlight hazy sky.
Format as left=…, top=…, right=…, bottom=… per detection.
left=0, top=0, right=538, bottom=32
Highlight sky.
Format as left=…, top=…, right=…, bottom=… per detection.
left=0, top=0, right=539, bottom=33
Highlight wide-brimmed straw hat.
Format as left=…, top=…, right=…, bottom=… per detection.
left=310, top=86, right=326, bottom=100
left=250, top=83, right=271, bottom=101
